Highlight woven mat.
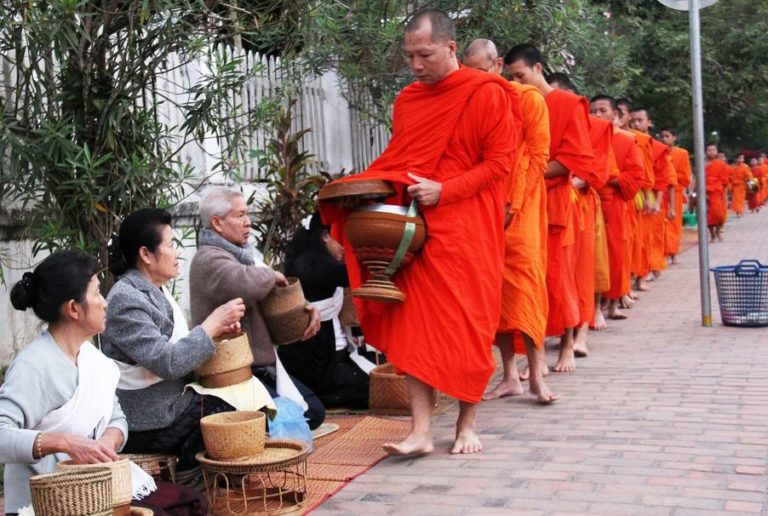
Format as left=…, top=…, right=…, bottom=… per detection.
left=301, top=415, right=410, bottom=514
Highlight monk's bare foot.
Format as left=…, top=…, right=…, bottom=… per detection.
left=520, top=363, right=548, bottom=381
left=553, top=346, right=576, bottom=373
left=671, top=256, right=679, bottom=265
left=573, top=337, right=588, bottom=358
left=383, top=431, right=434, bottom=457
left=451, top=428, right=483, bottom=454
left=592, top=310, right=607, bottom=331
left=635, top=280, right=650, bottom=292
left=529, top=377, right=559, bottom=405
left=607, top=309, right=627, bottom=320
left=482, top=379, right=524, bottom=400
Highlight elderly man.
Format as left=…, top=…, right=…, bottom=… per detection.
left=189, top=188, right=324, bottom=428
left=322, top=9, right=520, bottom=456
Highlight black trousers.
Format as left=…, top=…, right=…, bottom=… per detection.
left=122, top=394, right=236, bottom=471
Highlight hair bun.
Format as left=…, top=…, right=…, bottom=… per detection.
left=10, top=272, right=37, bottom=311
left=107, top=234, right=129, bottom=275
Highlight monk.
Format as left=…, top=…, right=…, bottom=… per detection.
left=705, top=143, right=730, bottom=242
left=547, top=72, right=610, bottom=356
left=320, top=9, right=520, bottom=456
left=629, top=108, right=673, bottom=281
left=462, top=39, right=556, bottom=404
left=590, top=95, right=644, bottom=321
left=615, top=99, right=640, bottom=309
left=748, top=157, right=762, bottom=212
left=659, top=128, right=692, bottom=263
left=505, top=44, right=595, bottom=373
left=730, top=154, right=749, bottom=217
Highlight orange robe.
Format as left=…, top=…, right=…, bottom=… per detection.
left=321, top=69, right=520, bottom=402
left=648, top=139, right=671, bottom=272
left=630, top=131, right=655, bottom=279
left=731, top=163, right=749, bottom=215
left=705, top=159, right=730, bottom=226
left=544, top=89, right=595, bottom=336
left=748, top=165, right=761, bottom=211
left=499, top=83, right=550, bottom=354
left=665, top=146, right=692, bottom=256
left=600, top=129, right=644, bottom=301
left=575, top=115, right=611, bottom=324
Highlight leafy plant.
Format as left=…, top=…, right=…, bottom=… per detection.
left=250, top=98, right=327, bottom=266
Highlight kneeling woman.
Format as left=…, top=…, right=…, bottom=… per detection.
left=0, top=252, right=127, bottom=514
left=100, top=208, right=249, bottom=473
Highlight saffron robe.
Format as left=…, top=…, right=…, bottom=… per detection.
left=731, top=163, right=750, bottom=215
left=748, top=165, right=761, bottom=211
left=498, top=83, right=550, bottom=352
left=321, top=67, right=520, bottom=403
left=705, top=159, right=730, bottom=226
left=544, top=89, right=595, bottom=336
left=630, top=131, right=655, bottom=279
left=648, top=138, right=671, bottom=272
left=665, top=146, right=692, bottom=256
left=600, top=129, right=643, bottom=300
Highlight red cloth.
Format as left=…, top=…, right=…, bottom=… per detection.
left=706, top=159, right=730, bottom=226
left=544, top=89, right=594, bottom=336
left=665, top=146, right=692, bottom=256
left=321, top=67, right=521, bottom=402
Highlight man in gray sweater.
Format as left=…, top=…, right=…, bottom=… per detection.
left=189, top=188, right=325, bottom=428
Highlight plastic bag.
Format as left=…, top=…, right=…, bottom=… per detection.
left=268, top=396, right=314, bottom=453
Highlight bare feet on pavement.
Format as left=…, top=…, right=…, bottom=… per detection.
left=451, top=428, right=483, bottom=454
left=592, top=310, right=607, bottom=330
left=383, top=431, right=434, bottom=457
left=482, top=378, right=524, bottom=400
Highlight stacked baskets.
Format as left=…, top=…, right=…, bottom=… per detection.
left=56, top=459, right=133, bottom=515
left=711, top=259, right=768, bottom=327
left=195, top=332, right=254, bottom=388
left=259, top=277, right=311, bottom=345
left=200, top=411, right=266, bottom=461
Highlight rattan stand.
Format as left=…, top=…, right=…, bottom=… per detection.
left=196, top=440, right=308, bottom=515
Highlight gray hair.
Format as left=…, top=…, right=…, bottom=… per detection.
left=199, top=188, right=244, bottom=229
left=462, top=39, right=498, bottom=62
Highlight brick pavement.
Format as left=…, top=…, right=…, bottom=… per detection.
left=313, top=208, right=768, bottom=515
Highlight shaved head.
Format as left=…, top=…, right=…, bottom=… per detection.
left=405, top=8, right=455, bottom=43
left=461, top=38, right=502, bottom=74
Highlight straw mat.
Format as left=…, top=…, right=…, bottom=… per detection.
left=301, top=415, right=410, bottom=514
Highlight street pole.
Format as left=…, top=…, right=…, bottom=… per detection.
left=689, top=0, right=712, bottom=327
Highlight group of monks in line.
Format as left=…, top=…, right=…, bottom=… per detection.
left=324, top=10, right=766, bottom=457
left=459, top=38, right=766, bottom=406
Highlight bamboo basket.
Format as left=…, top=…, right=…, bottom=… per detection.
left=200, top=411, right=266, bottom=461
left=369, top=362, right=436, bottom=416
left=260, top=278, right=311, bottom=345
left=30, top=468, right=113, bottom=516
left=57, top=458, right=132, bottom=511
left=196, top=332, right=254, bottom=387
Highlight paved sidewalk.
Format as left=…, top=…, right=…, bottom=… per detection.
left=314, top=209, right=768, bottom=515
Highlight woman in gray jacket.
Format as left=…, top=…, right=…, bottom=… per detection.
left=100, top=208, right=246, bottom=473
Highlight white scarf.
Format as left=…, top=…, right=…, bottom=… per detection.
left=113, top=286, right=185, bottom=390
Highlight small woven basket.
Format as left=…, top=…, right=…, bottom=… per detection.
left=57, top=458, right=132, bottom=509
left=200, top=410, right=266, bottom=460
left=199, top=365, right=252, bottom=388
left=369, top=362, right=436, bottom=416
left=196, top=332, right=254, bottom=377
left=264, top=304, right=312, bottom=346
left=260, top=277, right=306, bottom=317
left=30, top=467, right=113, bottom=516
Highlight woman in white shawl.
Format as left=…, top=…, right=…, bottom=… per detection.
left=0, top=251, right=127, bottom=515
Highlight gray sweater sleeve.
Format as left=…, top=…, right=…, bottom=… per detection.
left=104, top=291, right=215, bottom=380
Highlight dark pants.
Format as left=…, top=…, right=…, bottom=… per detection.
left=252, top=366, right=325, bottom=430
left=122, top=394, right=236, bottom=471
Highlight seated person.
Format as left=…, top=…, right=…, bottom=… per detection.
left=279, top=213, right=378, bottom=409
left=100, top=208, right=248, bottom=473
left=189, top=188, right=325, bottom=429
left=0, top=251, right=127, bottom=514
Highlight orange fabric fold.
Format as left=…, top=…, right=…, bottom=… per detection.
left=320, top=67, right=521, bottom=403
left=706, top=159, right=731, bottom=226
left=665, top=146, right=692, bottom=256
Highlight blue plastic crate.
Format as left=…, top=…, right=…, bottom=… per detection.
left=710, top=260, right=768, bottom=327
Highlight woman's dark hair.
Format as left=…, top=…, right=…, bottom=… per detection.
left=108, top=208, right=172, bottom=275
left=285, top=213, right=330, bottom=271
left=10, top=251, right=98, bottom=324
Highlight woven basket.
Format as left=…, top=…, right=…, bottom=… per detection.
left=264, top=304, right=312, bottom=346
left=57, top=458, right=132, bottom=509
left=199, top=365, right=252, bottom=388
left=120, top=453, right=177, bottom=483
left=200, top=410, right=266, bottom=460
left=369, top=362, right=436, bottom=416
left=260, top=277, right=306, bottom=317
left=196, top=332, right=254, bottom=378
left=30, top=468, right=113, bottom=516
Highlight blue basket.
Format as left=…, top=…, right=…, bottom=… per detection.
left=710, top=260, right=768, bottom=327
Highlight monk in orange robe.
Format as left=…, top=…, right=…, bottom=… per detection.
left=320, top=11, right=520, bottom=457
left=505, top=45, right=595, bottom=374
left=729, top=154, right=749, bottom=217
left=462, top=39, right=556, bottom=404
left=704, top=143, right=730, bottom=242
left=748, top=157, right=762, bottom=212
left=660, top=128, right=692, bottom=263
left=627, top=109, right=656, bottom=293
left=590, top=95, right=644, bottom=321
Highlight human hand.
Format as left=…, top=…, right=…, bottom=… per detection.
left=667, top=209, right=676, bottom=220
left=60, top=433, right=119, bottom=464
left=301, top=305, right=321, bottom=341
left=274, top=271, right=289, bottom=287
left=202, top=298, right=246, bottom=337
left=571, top=177, right=587, bottom=190
left=406, top=173, right=442, bottom=206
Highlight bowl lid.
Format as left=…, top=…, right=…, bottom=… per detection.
left=318, top=179, right=396, bottom=202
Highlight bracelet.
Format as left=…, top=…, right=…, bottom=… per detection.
left=34, top=432, right=44, bottom=459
